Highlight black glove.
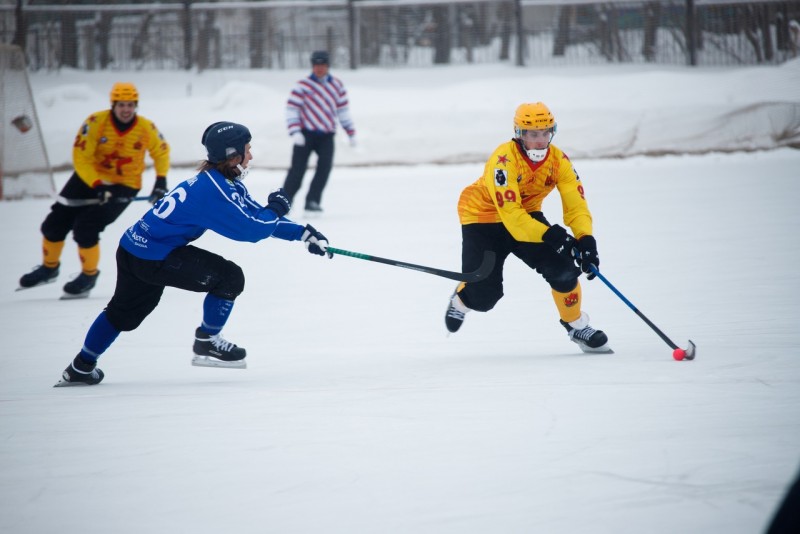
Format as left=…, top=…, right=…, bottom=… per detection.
left=148, top=176, right=168, bottom=204
left=542, top=224, right=578, bottom=264
left=302, top=224, right=332, bottom=258
left=576, top=235, right=599, bottom=280
left=266, top=188, right=291, bottom=218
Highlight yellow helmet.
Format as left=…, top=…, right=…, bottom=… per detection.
left=110, top=82, right=139, bottom=104
left=513, top=102, right=556, bottom=135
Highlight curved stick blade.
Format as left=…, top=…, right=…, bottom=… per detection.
left=683, top=340, right=697, bottom=360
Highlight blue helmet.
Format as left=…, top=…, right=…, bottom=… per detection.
left=201, top=122, right=252, bottom=164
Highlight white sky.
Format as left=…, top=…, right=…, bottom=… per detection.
left=1, top=61, right=799, bottom=533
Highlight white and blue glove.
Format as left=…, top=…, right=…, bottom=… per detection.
left=302, top=224, right=332, bottom=258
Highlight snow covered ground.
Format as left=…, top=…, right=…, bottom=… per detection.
left=1, top=62, right=799, bottom=533
left=27, top=59, right=800, bottom=169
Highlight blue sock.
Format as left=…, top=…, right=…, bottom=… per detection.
left=200, top=294, right=234, bottom=335
left=80, top=312, right=120, bottom=362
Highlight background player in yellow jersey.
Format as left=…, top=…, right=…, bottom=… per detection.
left=18, top=82, right=170, bottom=299
left=445, top=102, right=611, bottom=353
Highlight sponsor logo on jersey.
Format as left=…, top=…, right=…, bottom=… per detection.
left=130, top=230, right=148, bottom=245
left=494, top=169, right=507, bottom=187
left=496, top=154, right=508, bottom=166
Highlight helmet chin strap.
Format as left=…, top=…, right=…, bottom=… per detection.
left=235, top=164, right=249, bottom=181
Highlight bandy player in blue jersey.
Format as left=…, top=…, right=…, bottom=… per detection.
left=55, top=122, right=332, bottom=386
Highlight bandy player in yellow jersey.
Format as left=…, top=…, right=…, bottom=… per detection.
left=445, top=102, right=611, bottom=353
left=18, top=82, right=170, bottom=299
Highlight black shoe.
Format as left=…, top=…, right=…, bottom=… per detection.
left=560, top=312, right=612, bottom=353
left=19, top=264, right=60, bottom=289
left=54, top=355, right=104, bottom=387
left=305, top=201, right=323, bottom=213
left=445, top=291, right=469, bottom=333
left=62, top=271, right=99, bottom=299
left=192, top=328, right=247, bottom=368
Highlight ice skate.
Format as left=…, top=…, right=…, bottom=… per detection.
left=560, top=312, right=613, bottom=353
left=192, top=328, right=247, bottom=369
left=445, top=291, right=469, bottom=333
left=54, top=355, right=104, bottom=387
left=61, top=271, right=100, bottom=300
left=17, top=264, right=60, bottom=291
left=304, top=201, right=323, bottom=218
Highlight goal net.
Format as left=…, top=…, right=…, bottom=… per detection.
left=0, top=44, right=54, bottom=200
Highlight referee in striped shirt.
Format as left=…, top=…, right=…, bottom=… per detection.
left=282, top=50, right=357, bottom=214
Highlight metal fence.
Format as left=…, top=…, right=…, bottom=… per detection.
left=2, top=0, right=799, bottom=71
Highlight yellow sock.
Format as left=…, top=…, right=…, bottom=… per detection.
left=42, top=239, right=65, bottom=268
left=78, top=244, right=100, bottom=275
left=552, top=283, right=582, bottom=324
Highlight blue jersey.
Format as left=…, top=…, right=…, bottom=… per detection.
left=120, top=169, right=305, bottom=260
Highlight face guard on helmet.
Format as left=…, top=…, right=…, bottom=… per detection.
left=513, top=102, right=557, bottom=163
left=201, top=121, right=253, bottom=179
left=110, top=82, right=139, bottom=105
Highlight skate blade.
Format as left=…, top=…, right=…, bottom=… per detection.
left=16, top=279, right=57, bottom=291
left=53, top=379, right=93, bottom=387
left=191, top=355, right=247, bottom=369
left=60, top=292, right=90, bottom=300
left=577, top=343, right=614, bottom=354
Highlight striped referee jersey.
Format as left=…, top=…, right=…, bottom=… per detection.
left=286, top=73, right=356, bottom=137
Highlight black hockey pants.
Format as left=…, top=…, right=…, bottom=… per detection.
left=457, top=212, right=581, bottom=312
left=41, top=172, right=138, bottom=248
left=104, top=245, right=244, bottom=332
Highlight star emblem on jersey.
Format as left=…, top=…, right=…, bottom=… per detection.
left=494, top=169, right=507, bottom=187
left=496, top=154, right=508, bottom=166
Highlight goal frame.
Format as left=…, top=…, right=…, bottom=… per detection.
left=0, top=43, right=55, bottom=200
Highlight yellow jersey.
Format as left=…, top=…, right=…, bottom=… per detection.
left=457, top=140, right=593, bottom=242
left=72, top=109, right=170, bottom=190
